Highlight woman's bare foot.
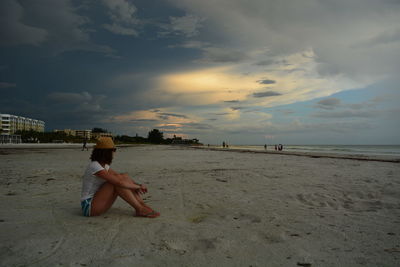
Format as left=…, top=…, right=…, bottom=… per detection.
left=135, top=206, right=160, bottom=218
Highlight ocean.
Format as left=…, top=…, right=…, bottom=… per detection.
left=224, top=145, right=400, bottom=157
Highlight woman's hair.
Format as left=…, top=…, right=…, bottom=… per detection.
left=90, top=148, right=114, bottom=165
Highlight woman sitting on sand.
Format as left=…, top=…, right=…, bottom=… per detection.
left=80, top=137, right=159, bottom=218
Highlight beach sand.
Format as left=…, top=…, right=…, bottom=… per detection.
left=0, top=145, right=399, bottom=266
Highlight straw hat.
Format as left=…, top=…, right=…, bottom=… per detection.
left=94, top=137, right=115, bottom=149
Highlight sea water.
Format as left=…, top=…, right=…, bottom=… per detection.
left=226, top=145, right=400, bottom=157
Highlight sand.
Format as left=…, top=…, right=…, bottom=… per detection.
left=0, top=145, right=399, bottom=266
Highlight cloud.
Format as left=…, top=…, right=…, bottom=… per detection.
left=0, top=0, right=47, bottom=46
left=103, top=23, right=138, bottom=36
left=315, top=98, right=342, bottom=110
left=157, top=112, right=189, bottom=120
left=0, top=82, right=16, bottom=88
left=254, top=59, right=275, bottom=66
left=150, top=50, right=365, bottom=110
left=257, top=79, right=276, bottom=85
left=200, top=46, right=249, bottom=63
left=173, top=41, right=249, bottom=63
left=102, top=0, right=139, bottom=36
left=252, top=91, right=281, bottom=98
left=356, top=28, right=400, bottom=47
left=312, top=110, right=377, bottom=119
left=278, top=109, right=295, bottom=115
left=113, top=109, right=196, bottom=124
left=230, top=107, right=244, bottom=111
left=168, top=0, right=400, bottom=80
left=47, top=91, right=105, bottom=112
left=160, top=14, right=204, bottom=37
left=48, top=91, right=93, bottom=103
left=0, top=0, right=115, bottom=54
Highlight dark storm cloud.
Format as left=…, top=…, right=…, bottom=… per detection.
left=101, top=0, right=140, bottom=36
left=252, top=91, right=282, bottom=98
left=0, top=0, right=47, bottom=46
left=0, top=0, right=114, bottom=54
left=157, top=112, right=189, bottom=120
left=257, top=79, right=276, bottom=85
left=158, top=14, right=204, bottom=37
left=47, top=92, right=93, bottom=103
left=0, top=82, right=16, bottom=88
left=47, top=92, right=107, bottom=114
left=124, top=119, right=158, bottom=123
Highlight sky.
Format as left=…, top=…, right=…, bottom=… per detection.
left=0, top=0, right=399, bottom=145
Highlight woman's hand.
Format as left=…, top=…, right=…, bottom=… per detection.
left=140, top=184, right=148, bottom=193
left=137, top=184, right=148, bottom=194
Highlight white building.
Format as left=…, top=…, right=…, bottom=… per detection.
left=0, top=113, right=45, bottom=143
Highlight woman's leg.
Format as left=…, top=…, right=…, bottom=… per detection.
left=91, top=182, right=154, bottom=216
left=131, top=190, right=159, bottom=213
left=90, top=182, right=118, bottom=216
left=132, top=190, right=146, bottom=206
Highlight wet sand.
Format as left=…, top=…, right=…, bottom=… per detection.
left=0, top=145, right=399, bottom=266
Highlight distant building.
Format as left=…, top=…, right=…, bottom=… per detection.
left=54, top=129, right=76, bottom=136
left=171, top=135, right=200, bottom=145
left=75, top=130, right=92, bottom=140
left=0, top=113, right=45, bottom=135
left=92, top=132, right=113, bottom=139
left=53, top=129, right=113, bottom=140
left=0, top=113, right=44, bottom=144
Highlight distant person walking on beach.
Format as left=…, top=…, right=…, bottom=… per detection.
left=82, top=139, right=88, bottom=151
left=264, top=144, right=267, bottom=150
left=80, top=137, right=159, bottom=218
left=278, top=144, right=283, bottom=151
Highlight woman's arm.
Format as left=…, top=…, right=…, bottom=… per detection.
left=94, top=170, right=141, bottom=190
left=108, top=168, right=137, bottom=183
left=109, top=168, right=145, bottom=186
left=107, top=168, right=148, bottom=193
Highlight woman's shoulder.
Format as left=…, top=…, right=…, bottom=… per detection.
left=87, top=161, right=106, bottom=172
left=87, top=160, right=99, bottom=167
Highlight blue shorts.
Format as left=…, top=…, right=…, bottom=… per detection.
left=81, top=198, right=92, bottom=217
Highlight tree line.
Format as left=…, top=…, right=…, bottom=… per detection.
left=14, top=128, right=199, bottom=145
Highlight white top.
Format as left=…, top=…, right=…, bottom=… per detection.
left=81, top=161, right=110, bottom=201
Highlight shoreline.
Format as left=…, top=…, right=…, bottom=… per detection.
left=190, top=146, right=400, bottom=163
left=1, top=143, right=399, bottom=163
left=0, top=143, right=147, bottom=150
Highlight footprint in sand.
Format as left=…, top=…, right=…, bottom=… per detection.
left=296, top=193, right=339, bottom=210
left=234, top=213, right=262, bottom=223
